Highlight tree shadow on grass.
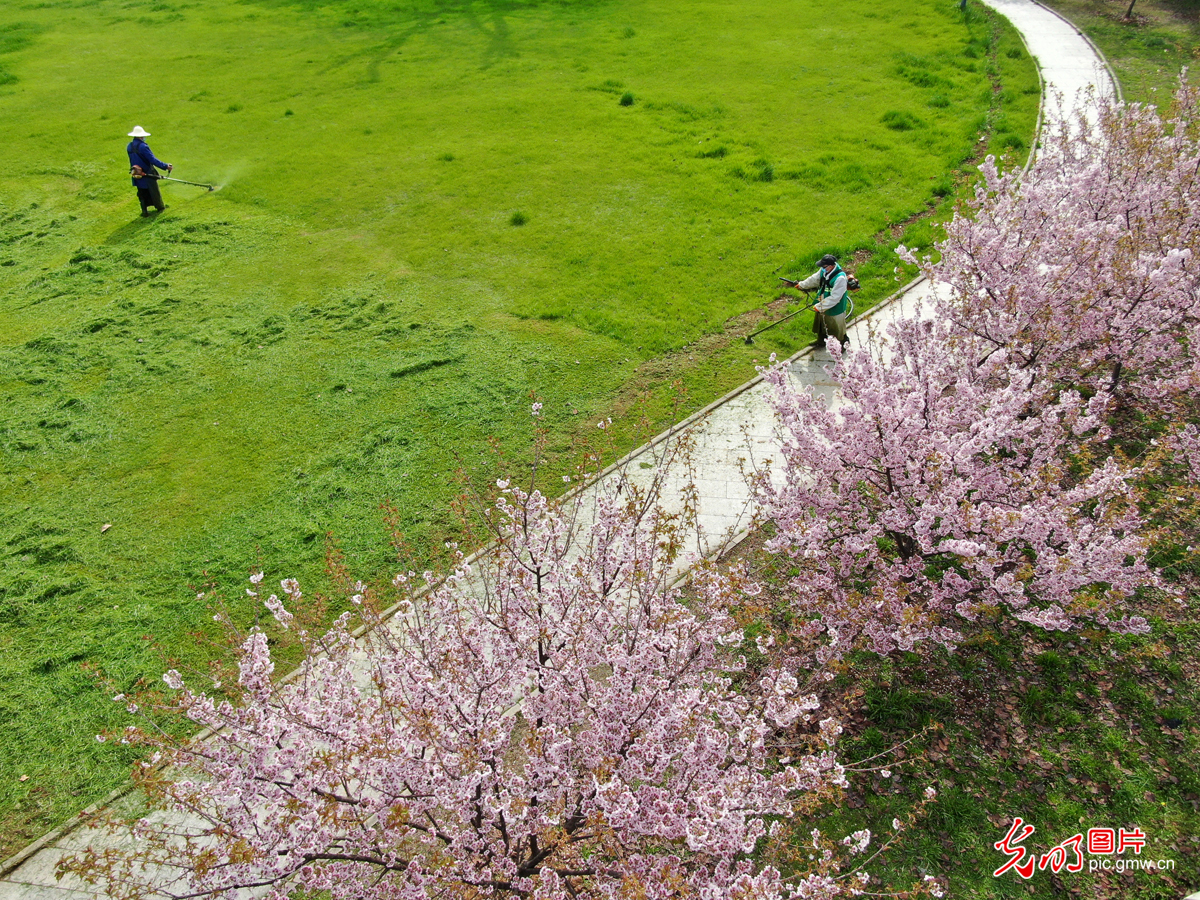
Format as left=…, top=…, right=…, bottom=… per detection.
left=331, top=3, right=517, bottom=80
left=242, top=0, right=604, bottom=14
left=1108, top=0, right=1200, bottom=30
left=242, top=0, right=609, bottom=77
left=1157, top=0, right=1200, bottom=20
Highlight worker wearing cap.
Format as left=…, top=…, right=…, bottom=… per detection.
left=126, top=126, right=171, bottom=217
left=793, top=254, right=850, bottom=349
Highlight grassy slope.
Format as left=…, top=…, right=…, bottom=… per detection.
left=804, top=613, right=1200, bottom=898
left=735, top=535, right=1200, bottom=900
left=1040, top=0, right=1200, bottom=102
left=0, top=0, right=1037, bottom=858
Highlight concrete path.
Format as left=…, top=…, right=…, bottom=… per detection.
left=989, top=0, right=1119, bottom=117
left=0, top=2, right=1116, bottom=897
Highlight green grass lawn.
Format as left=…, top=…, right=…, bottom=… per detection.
left=733, top=568, right=1200, bottom=898
left=0, top=0, right=1038, bottom=857
left=810, top=608, right=1200, bottom=899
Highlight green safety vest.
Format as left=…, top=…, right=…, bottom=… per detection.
left=818, top=266, right=849, bottom=317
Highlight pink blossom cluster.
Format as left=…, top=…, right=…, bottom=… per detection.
left=910, top=78, right=1200, bottom=448
left=756, top=75, right=1200, bottom=658
left=75, top=477, right=854, bottom=900
left=759, top=317, right=1150, bottom=659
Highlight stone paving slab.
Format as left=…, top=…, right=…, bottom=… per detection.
left=0, top=1, right=1118, bottom=895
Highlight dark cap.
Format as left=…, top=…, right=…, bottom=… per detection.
left=819, top=254, right=838, bottom=266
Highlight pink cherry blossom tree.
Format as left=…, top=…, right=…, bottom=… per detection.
left=66, top=458, right=855, bottom=900
left=908, top=78, right=1200, bottom=422
left=754, top=79, right=1200, bottom=660
left=756, top=316, right=1151, bottom=661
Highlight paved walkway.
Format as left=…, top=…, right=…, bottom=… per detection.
left=0, top=2, right=1116, bottom=897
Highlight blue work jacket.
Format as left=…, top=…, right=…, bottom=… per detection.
left=127, top=139, right=169, bottom=186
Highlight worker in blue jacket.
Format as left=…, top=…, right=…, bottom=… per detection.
left=126, top=126, right=171, bottom=217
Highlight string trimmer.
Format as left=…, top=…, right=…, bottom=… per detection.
left=744, top=276, right=857, bottom=345
left=131, top=166, right=215, bottom=191
left=744, top=281, right=816, bottom=345
left=154, top=173, right=216, bottom=191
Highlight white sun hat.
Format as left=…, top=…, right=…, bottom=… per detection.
left=127, top=126, right=151, bottom=137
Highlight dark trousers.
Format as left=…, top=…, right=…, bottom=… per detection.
left=813, top=308, right=848, bottom=346
left=135, top=179, right=165, bottom=214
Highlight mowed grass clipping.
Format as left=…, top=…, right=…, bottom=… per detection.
left=0, top=0, right=1037, bottom=854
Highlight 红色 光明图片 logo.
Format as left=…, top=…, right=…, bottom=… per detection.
left=993, top=817, right=1175, bottom=879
